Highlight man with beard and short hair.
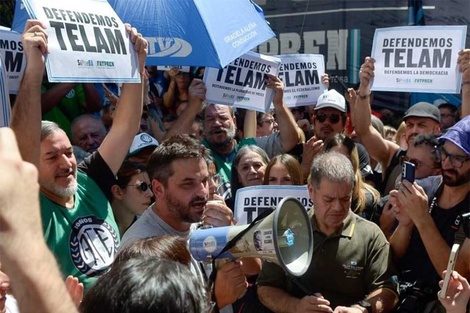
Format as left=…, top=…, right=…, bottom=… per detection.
left=202, top=75, right=302, bottom=199
left=10, top=20, right=148, bottom=290
left=120, top=134, right=248, bottom=312
left=388, top=116, right=470, bottom=312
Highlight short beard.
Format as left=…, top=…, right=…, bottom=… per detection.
left=165, top=190, right=205, bottom=224
left=442, top=168, right=470, bottom=187
left=207, top=126, right=236, bottom=150
left=39, top=172, right=78, bottom=198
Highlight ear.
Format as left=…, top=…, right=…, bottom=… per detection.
left=307, top=183, right=315, bottom=201
left=152, top=179, right=164, bottom=198
left=111, top=185, right=124, bottom=200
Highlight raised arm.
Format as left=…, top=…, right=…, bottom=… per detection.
left=243, top=109, right=257, bottom=138
left=98, top=24, right=147, bottom=175
left=267, top=74, right=304, bottom=150
left=355, top=57, right=399, bottom=169
left=10, top=20, right=48, bottom=167
left=0, top=127, right=78, bottom=313
left=458, top=49, right=470, bottom=118
left=164, top=78, right=205, bottom=139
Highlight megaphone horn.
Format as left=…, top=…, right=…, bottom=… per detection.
left=190, top=197, right=313, bottom=277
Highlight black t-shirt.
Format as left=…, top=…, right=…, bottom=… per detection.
left=78, top=151, right=116, bottom=201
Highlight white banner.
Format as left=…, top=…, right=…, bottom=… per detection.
left=233, top=185, right=311, bottom=225
left=371, top=26, right=467, bottom=94
left=0, top=29, right=25, bottom=94
left=277, top=54, right=326, bottom=107
left=23, top=0, right=140, bottom=83
left=204, top=51, right=280, bottom=113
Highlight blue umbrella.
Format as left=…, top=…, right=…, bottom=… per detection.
left=111, top=0, right=275, bottom=68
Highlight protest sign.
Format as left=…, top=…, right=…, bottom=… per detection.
left=0, top=29, right=25, bottom=94
left=204, top=51, right=281, bottom=112
left=157, top=66, right=190, bottom=73
left=371, top=26, right=467, bottom=94
left=0, top=55, right=11, bottom=126
left=277, top=54, right=326, bottom=107
left=23, top=0, right=140, bottom=83
left=233, top=185, right=311, bottom=225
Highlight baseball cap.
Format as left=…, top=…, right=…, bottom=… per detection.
left=128, top=133, right=159, bottom=156
left=438, top=115, right=470, bottom=156
left=403, top=102, right=440, bottom=123
left=315, top=89, right=346, bottom=113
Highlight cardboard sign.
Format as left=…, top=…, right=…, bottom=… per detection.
left=371, top=25, right=467, bottom=93
left=233, top=185, right=311, bottom=225
left=204, top=51, right=280, bottom=112
left=0, top=29, right=26, bottom=94
left=277, top=54, right=326, bottom=107
left=23, top=0, right=140, bottom=83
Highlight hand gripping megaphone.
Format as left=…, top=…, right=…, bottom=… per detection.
left=190, top=197, right=313, bottom=277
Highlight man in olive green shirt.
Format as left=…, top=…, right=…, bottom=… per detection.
left=257, top=152, right=399, bottom=313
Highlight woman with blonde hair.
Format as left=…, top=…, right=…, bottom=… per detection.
left=324, top=133, right=381, bottom=219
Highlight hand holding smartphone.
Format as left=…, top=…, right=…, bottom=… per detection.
left=439, top=243, right=460, bottom=299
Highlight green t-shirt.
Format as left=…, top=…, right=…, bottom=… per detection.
left=40, top=170, right=120, bottom=290
left=41, top=83, right=87, bottom=139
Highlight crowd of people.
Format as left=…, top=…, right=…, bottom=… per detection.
left=0, top=19, right=469, bottom=313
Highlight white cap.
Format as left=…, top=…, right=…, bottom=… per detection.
left=128, top=133, right=159, bottom=156
left=315, top=89, right=346, bottom=113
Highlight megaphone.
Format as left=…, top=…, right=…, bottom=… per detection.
left=190, top=197, right=313, bottom=277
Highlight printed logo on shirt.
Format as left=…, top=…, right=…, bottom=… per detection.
left=70, top=216, right=119, bottom=277
left=343, top=260, right=363, bottom=279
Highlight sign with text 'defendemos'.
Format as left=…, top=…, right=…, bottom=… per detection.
left=277, top=54, right=326, bottom=107
left=0, top=30, right=25, bottom=94
left=234, top=185, right=311, bottom=225
left=204, top=51, right=280, bottom=113
left=23, top=0, right=140, bottom=83
left=371, top=26, right=467, bottom=94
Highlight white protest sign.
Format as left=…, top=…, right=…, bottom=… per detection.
left=0, top=54, right=11, bottom=126
left=23, top=0, right=140, bottom=83
left=0, top=29, right=26, bottom=94
left=234, top=185, right=311, bottom=225
left=204, top=51, right=281, bottom=113
left=277, top=54, right=326, bottom=107
left=371, top=26, right=467, bottom=93
left=157, top=65, right=190, bottom=73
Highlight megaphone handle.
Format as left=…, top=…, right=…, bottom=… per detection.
left=293, top=277, right=313, bottom=296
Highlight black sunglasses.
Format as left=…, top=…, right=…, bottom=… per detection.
left=315, top=113, right=341, bottom=124
left=123, top=182, right=151, bottom=192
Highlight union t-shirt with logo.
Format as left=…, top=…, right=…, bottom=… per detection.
left=40, top=153, right=120, bottom=290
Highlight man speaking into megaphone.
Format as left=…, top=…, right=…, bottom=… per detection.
left=120, top=134, right=249, bottom=312
left=257, top=152, right=400, bottom=313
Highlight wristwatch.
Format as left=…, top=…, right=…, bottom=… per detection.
left=355, top=300, right=372, bottom=313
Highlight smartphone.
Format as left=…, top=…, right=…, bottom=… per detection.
left=401, top=161, right=415, bottom=183
left=439, top=243, right=460, bottom=299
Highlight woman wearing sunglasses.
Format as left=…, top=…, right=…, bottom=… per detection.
left=111, top=161, right=154, bottom=237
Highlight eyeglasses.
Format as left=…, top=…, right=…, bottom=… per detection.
left=437, top=147, right=470, bottom=168
left=315, top=113, right=341, bottom=124
left=403, top=156, right=437, bottom=170
left=260, top=118, right=275, bottom=125
left=124, top=182, right=151, bottom=192
left=209, top=174, right=222, bottom=185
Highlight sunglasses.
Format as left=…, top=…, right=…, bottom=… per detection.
left=315, top=113, right=342, bottom=124
left=403, top=156, right=437, bottom=170
left=124, top=182, right=151, bottom=192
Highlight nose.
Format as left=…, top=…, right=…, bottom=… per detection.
left=59, top=153, right=73, bottom=168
